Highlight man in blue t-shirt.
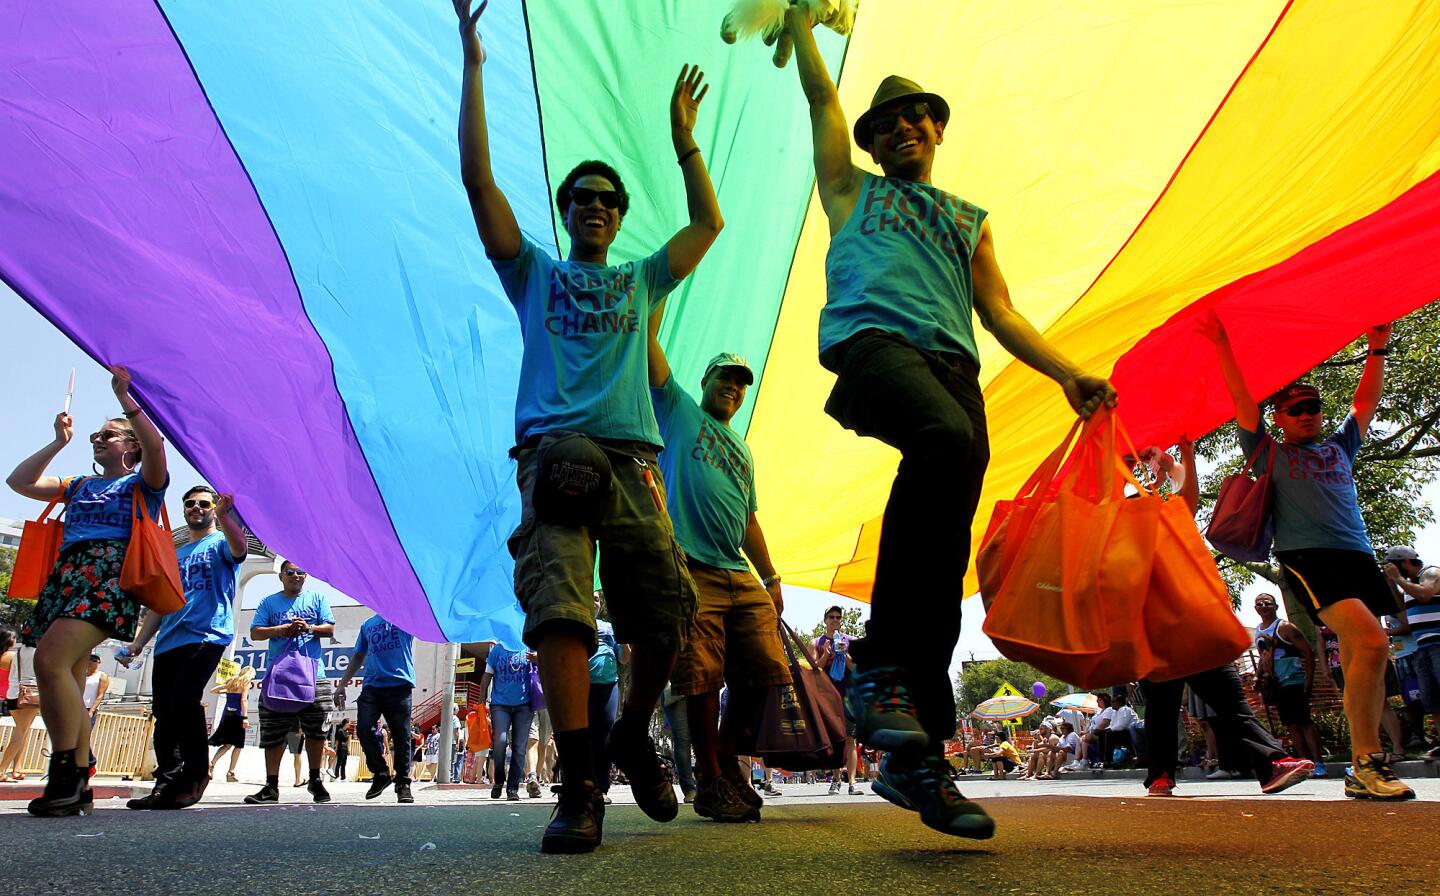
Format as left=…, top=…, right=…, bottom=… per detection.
left=479, top=645, right=536, bottom=802
left=783, top=10, right=1115, bottom=839
left=452, top=1, right=725, bottom=854
left=813, top=606, right=859, bottom=796
left=647, top=329, right=790, bottom=823
left=1385, top=546, right=1440, bottom=761
left=243, top=561, right=337, bottom=805
left=121, top=486, right=247, bottom=810
left=336, top=613, right=416, bottom=803
left=1204, top=313, right=1412, bottom=801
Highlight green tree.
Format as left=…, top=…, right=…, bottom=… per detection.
left=0, top=545, right=12, bottom=596
left=1195, top=300, right=1440, bottom=636
left=954, top=658, right=1072, bottom=721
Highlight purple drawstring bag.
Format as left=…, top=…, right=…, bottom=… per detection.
left=261, top=640, right=318, bottom=713
left=528, top=664, right=546, bottom=712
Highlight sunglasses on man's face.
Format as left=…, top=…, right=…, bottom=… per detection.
left=870, top=102, right=931, bottom=138
left=570, top=188, right=621, bottom=210
left=1283, top=399, right=1322, bottom=417
left=282, top=569, right=307, bottom=578
left=183, top=499, right=213, bottom=510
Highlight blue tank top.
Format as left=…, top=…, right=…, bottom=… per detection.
left=223, top=692, right=243, bottom=717
left=821, top=174, right=987, bottom=362
left=1257, top=618, right=1306, bottom=686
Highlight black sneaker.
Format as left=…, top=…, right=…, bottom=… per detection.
left=876, top=754, right=995, bottom=839
left=507, top=790, right=521, bottom=801
left=365, top=773, right=393, bottom=799
left=395, top=779, right=415, bottom=803
left=308, top=778, right=332, bottom=804
left=244, top=784, right=279, bottom=805
left=694, top=776, right=758, bottom=823
left=127, top=780, right=177, bottom=811
left=542, top=780, right=604, bottom=855
left=844, top=666, right=929, bottom=755
left=491, top=781, right=503, bottom=800
left=605, top=725, right=678, bottom=823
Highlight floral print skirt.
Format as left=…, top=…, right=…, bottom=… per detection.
left=20, top=539, right=139, bottom=646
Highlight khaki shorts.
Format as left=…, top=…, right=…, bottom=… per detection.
left=671, top=560, right=792, bottom=696
left=509, top=441, right=697, bottom=652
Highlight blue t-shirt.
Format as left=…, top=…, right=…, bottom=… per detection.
left=492, top=235, right=680, bottom=447
left=821, top=174, right=987, bottom=362
left=653, top=376, right=757, bottom=571
left=253, top=590, right=336, bottom=678
left=61, top=473, right=167, bottom=550
left=1238, top=416, right=1371, bottom=553
left=486, top=646, right=532, bottom=707
left=353, top=614, right=416, bottom=688
left=155, top=531, right=243, bottom=655
left=589, top=619, right=619, bottom=685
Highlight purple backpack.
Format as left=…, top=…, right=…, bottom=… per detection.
left=261, top=641, right=318, bottom=713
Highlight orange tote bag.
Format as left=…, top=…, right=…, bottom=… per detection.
left=118, top=484, right=185, bottom=615
left=979, top=411, right=1158, bottom=687
left=7, top=483, right=72, bottom=599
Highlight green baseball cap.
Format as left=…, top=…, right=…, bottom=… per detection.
left=703, top=352, right=754, bottom=385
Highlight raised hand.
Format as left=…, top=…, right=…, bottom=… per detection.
left=784, top=0, right=817, bottom=31
left=215, top=492, right=236, bottom=519
left=1196, top=310, right=1227, bottom=344
left=670, top=64, right=710, bottom=135
left=452, top=0, right=489, bottom=64
left=53, top=412, right=73, bottom=445
left=109, top=364, right=132, bottom=398
left=1367, top=322, right=1393, bottom=348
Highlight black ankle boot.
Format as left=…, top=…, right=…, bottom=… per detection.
left=28, top=750, right=93, bottom=817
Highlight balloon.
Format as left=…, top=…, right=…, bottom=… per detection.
left=4, top=1, right=1438, bottom=642
left=1032, top=682, right=1047, bottom=700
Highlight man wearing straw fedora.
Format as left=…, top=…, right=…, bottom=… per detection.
left=784, top=4, right=1116, bottom=838
left=121, top=486, right=249, bottom=809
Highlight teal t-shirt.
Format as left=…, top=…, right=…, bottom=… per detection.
left=492, top=235, right=679, bottom=447
left=1238, top=415, right=1371, bottom=554
left=821, top=173, right=987, bottom=362
left=155, top=532, right=243, bottom=655
left=253, top=590, right=336, bottom=678
left=652, top=376, right=756, bottom=571
left=61, top=473, right=167, bottom=550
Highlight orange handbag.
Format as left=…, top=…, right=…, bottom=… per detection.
left=7, top=482, right=71, bottom=599
left=979, top=410, right=1159, bottom=687
left=118, top=483, right=186, bottom=615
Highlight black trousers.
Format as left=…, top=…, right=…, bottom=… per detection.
left=151, top=642, right=227, bottom=788
left=588, top=681, right=618, bottom=793
left=356, top=684, right=413, bottom=781
left=823, top=330, right=989, bottom=747
left=1139, top=664, right=1286, bottom=787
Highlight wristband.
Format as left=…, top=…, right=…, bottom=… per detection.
left=1369, top=347, right=1389, bottom=357
left=122, top=408, right=142, bottom=418
left=761, top=574, right=781, bottom=588
left=677, top=147, right=701, bottom=166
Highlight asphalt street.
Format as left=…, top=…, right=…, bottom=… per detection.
left=3, top=777, right=1437, bottom=896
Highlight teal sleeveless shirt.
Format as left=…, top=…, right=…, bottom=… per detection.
left=820, top=173, right=987, bottom=363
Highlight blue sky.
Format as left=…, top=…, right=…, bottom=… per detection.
left=4, top=283, right=1436, bottom=660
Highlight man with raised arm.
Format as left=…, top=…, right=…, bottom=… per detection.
left=452, top=0, right=724, bottom=854
left=783, top=6, right=1116, bottom=838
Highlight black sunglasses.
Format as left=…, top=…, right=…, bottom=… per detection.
left=183, top=499, right=214, bottom=509
left=870, top=102, right=931, bottom=138
left=1282, top=399, right=1321, bottom=417
left=569, top=187, right=621, bottom=210
left=282, top=569, right=307, bottom=578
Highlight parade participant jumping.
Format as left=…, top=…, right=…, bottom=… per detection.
left=1202, top=313, right=1414, bottom=801
left=7, top=365, right=168, bottom=817
left=647, top=329, right=792, bottom=823
left=121, top=487, right=248, bottom=810
left=783, top=5, right=1115, bottom=838
left=452, top=0, right=723, bottom=853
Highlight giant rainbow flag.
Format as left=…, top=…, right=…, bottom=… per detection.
left=3, top=1, right=1438, bottom=643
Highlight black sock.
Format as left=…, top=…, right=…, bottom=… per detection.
left=309, top=768, right=322, bottom=783
left=555, top=728, right=595, bottom=785
left=613, top=710, right=647, bottom=741
left=266, top=774, right=279, bottom=789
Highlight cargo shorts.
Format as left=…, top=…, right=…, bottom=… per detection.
left=509, top=439, right=697, bottom=653
left=670, top=560, right=792, bottom=696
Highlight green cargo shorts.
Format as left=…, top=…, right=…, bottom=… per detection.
left=508, top=439, right=697, bottom=653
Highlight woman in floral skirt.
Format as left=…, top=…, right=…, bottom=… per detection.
left=6, top=366, right=168, bottom=816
